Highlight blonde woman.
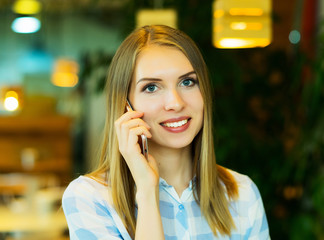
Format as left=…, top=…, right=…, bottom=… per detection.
left=62, top=25, right=270, bottom=240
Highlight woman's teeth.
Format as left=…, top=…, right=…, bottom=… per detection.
left=162, top=119, right=188, bottom=128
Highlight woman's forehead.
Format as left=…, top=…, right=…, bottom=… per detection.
left=133, top=45, right=193, bottom=80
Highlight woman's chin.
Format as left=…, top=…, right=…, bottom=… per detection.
left=149, top=137, right=194, bottom=150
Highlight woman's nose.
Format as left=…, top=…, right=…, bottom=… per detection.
left=164, top=89, right=185, bottom=111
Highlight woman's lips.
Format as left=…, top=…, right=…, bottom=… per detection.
left=160, top=117, right=191, bottom=133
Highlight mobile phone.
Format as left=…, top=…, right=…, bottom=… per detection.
left=126, top=99, right=149, bottom=160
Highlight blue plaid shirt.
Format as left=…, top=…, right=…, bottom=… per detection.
left=62, top=170, right=270, bottom=239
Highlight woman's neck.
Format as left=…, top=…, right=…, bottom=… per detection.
left=148, top=142, right=193, bottom=197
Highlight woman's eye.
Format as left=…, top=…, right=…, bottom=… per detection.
left=181, top=78, right=197, bottom=87
left=143, top=84, right=158, bottom=93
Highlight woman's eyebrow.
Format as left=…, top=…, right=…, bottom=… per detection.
left=137, top=78, right=162, bottom=84
left=178, top=71, right=196, bottom=79
left=136, top=71, right=196, bottom=84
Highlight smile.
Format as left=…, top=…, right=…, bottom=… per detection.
left=160, top=117, right=191, bottom=133
left=161, top=119, right=188, bottom=128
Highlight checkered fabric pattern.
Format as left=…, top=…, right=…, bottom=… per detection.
left=62, top=170, right=270, bottom=240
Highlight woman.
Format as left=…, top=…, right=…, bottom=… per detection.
left=62, top=25, right=270, bottom=239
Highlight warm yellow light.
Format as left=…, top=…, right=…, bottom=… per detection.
left=1, top=88, right=23, bottom=112
left=5, top=90, right=19, bottom=99
left=231, top=22, right=247, bottom=30
left=51, top=59, right=79, bottom=87
left=136, top=9, right=177, bottom=28
left=4, top=97, right=19, bottom=111
left=214, top=25, right=224, bottom=33
left=12, top=0, right=42, bottom=15
left=229, top=8, right=264, bottom=16
left=214, top=9, right=225, bottom=18
left=212, top=0, right=272, bottom=49
left=215, top=38, right=271, bottom=48
left=231, top=22, right=263, bottom=30
left=52, top=72, right=79, bottom=87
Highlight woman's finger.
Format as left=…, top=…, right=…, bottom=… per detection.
left=120, top=126, right=151, bottom=156
left=115, top=111, right=143, bottom=138
left=117, top=117, right=151, bottom=150
left=115, top=111, right=144, bottom=128
left=128, top=127, right=152, bottom=145
left=117, top=121, right=151, bottom=159
left=120, top=118, right=151, bottom=134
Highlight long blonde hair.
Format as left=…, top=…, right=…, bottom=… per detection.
left=90, top=25, right=238, bottom=238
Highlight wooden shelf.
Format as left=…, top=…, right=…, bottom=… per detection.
left=0, top=115, right=73, bottom=185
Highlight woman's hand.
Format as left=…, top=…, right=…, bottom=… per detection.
left=115, top=111, right=164, bottom=239
left=115, top=110, right=159, bottom=195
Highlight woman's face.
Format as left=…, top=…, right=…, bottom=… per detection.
left=128, top=45, right=204, bottom=150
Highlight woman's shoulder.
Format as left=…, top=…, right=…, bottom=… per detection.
left=225, top=169, right=270, bottom=238
left=62, top=176, right=131, bottom=239
left=62, top=175, right=113, bottom=205
left=225, top=168, right=263, bottom=202
left=226, top=169, right=252, bottom=184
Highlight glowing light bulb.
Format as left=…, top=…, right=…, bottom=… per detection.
left=51, top=59, right=79, bottom=87
left=12, top=0, right=42, bottom=15
left=216, top=38, right=270, bottom=48
left=4, top=97, right=19, bottom=111
left=11, top=17, right=41, bottom=34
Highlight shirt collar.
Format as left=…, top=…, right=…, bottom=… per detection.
left=159, top=176, right=196, bottom=190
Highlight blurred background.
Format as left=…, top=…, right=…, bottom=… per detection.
left=0, top=0, right=323, bottom=239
